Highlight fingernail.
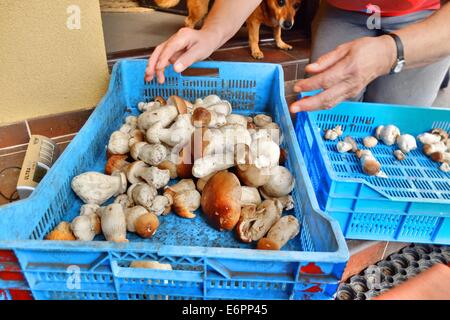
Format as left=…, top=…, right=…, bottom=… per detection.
left=290, top=104, right=301, bottom=113
left=174, top=62, right=184, bottom=73
left=293, top=85, right=301, bottom=93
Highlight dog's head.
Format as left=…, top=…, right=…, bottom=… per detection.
left=266, top=0, right=302, bottom=30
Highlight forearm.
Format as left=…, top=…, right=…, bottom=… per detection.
left=201, top=0, right=262, bottom=50
left=395, top=3, right=450, bottom=68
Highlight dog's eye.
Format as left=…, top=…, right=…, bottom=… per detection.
left=278, top=0, right=286, bottom=7
left=293, top=2, right=301, bottom=10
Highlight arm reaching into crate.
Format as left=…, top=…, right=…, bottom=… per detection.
left=145, top=0, right=262, bottom=83
left=291, top=3, right=450, bottom=112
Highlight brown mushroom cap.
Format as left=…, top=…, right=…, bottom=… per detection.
left=363, top=159, right=381, bottom=176
left=201, top=171, right=242, bottom=231
left=46, top=222, right=76, bottom=241
left=135, top=213, right=160, bottom=238
left=257, top=237, right=281, bottom=250
left=430, top=152, right=445, bottom=163
left=192, top=107, right=212, bottom=128
left=154, top=96, right=167, bottom=106
left=105, top=154, right=130, bottom=175
left=168, top=95, right=189, bottom=114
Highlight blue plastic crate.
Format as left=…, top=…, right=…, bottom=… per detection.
left=0, top=60, right=348, bottom=300
left=295, top=95, right=450, bottom=244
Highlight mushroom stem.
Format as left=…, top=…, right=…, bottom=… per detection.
left=356, top=150, right=381, bottom=176
left=257, top=215, right=300, bottom=250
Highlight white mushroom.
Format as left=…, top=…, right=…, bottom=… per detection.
left=108, top=131, right=130, bottom=155
left=344, top=136, right=358, bottom=152
left=324, top=125, right=343, bottom=141
left=430, top=128, right=448, bottom=141
left=337, top=141, right=353, bottom=153
left=236, top=164, right=271, bottom=188
left=440, top=162, right=450, bottom=173
left=71, top=172, right=127, bottom=205
left=113, top=194, right=135, bottom=210
left=127, top=182, right=158, bottom=211
left=220, top=124, right=253, bottom=148
left=240, top=186, right=262, bottom=206
left=249, top=136, right=280, bottom=169
left=130, top=142, right=168, bottom=166
left=124, top=205, right=159, bottom=238
left=149, top=195, right=171, bottom=216
left=195, top=95, right=232, bottom=114
left=192, top=106, right=227, bottom=128
left=146, top=114, right=194, bottom=147
left=423, top=141, right=447, bottom=156
left=396, top=134, right=417, bottom=154
left=79, top=204, right=100, bottom=217
left=128, top=129, right=145, bottom=148
left=236, top=200, right=282, bottom=243
left=363, top=136, right=378, bottom=148
left=356, top=150, right=381, bottom=176
left=253, top=114, right=273, bottom=127
left=130, top=260, right=172, bottom=270
left=119, top=116, right=138, bottom=134
left=257, top=215, right=300, bottom=250
left=98, top=204, right=127, bottom=242
left=260, top=166, right=295, bottom=198
left=192, top=152, right=235, bottom=178
left=251, top=124, right=282, bottom=145
left=226, top=114, right=248, bottom=127
left=163, top=179, right=201, bottom=219
left=417, top=132, right=441, bottom=145
left=394, top=150, right=406, bottom=161
left=376, top=125, right=400, bottom=146
left=261, top=195, right=295, bottom=211
left=137, top=104, right=179, bottom=131
left=71, top=214, right=101, bottom=241
left=138, top=101, right=161, bottom=113
left=126, top=161, right=170, bottom=189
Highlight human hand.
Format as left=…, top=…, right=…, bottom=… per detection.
left=145, top=28, right=220, bottom=83
left=290, top=35, right=397, bottom=113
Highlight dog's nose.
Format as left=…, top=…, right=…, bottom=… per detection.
left=282, top=21, right=293, bottom=30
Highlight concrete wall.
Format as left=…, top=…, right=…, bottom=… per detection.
left=0, top=1, right=109, bottom=125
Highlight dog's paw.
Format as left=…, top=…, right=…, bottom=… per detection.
left=252, top=50, right=264, bottom=60
left=277, top=42, right=293, bottom=51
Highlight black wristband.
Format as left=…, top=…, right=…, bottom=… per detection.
left=386, top=33, right=405, bottom=74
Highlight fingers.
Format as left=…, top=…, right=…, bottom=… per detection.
left=155, top=34, right=191, bottom=76
left=145, top=43, right=165, bottom=82
left=173, top=43, right=208, bottom=73
left=290, top=80, right=356, bottom=112
left=305, top=44, right=350, bottom=75
left=294, top=57, right=349, bottom=93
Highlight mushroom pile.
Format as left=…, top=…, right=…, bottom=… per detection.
left=324, top=124, right=450, bottom=176
left=46, top=95, right=300, bottom=250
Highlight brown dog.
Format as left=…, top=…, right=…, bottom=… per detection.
left=154, top=0, right=302, bottom=59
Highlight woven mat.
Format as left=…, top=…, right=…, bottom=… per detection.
left=100, top=0, right=154, bottom=12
